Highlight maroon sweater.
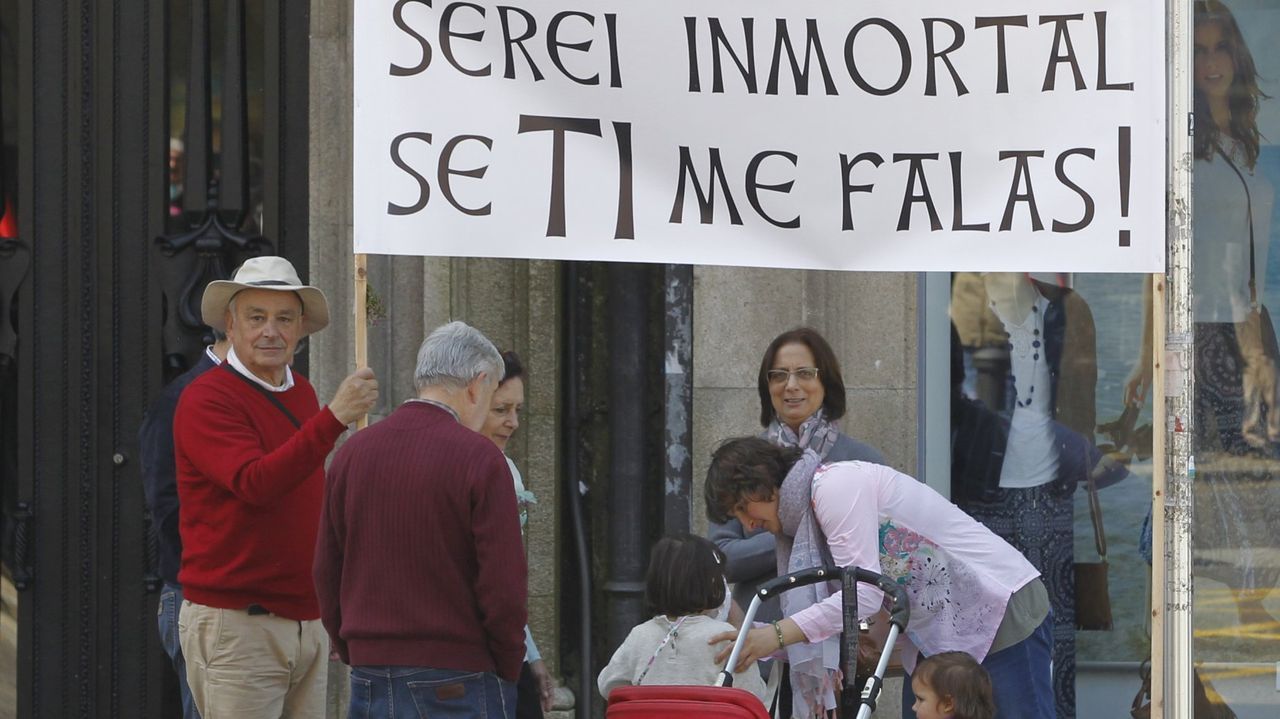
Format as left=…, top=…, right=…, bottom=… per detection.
left=314, top=402, right=528, bottom=681
left=174, top=366, right=348, bottom=620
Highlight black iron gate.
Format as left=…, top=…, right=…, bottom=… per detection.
left=4, top=0, right=309, bottom=714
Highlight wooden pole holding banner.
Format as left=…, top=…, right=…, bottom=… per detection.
left=354, top=253, right=369, bottom=429
left=1150, top=273, right=1166, bottom=719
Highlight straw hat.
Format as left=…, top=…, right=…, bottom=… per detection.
left=200, top=256, right=330, bottom=334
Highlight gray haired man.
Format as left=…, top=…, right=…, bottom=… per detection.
left=315, top=321, right=528, bottom=718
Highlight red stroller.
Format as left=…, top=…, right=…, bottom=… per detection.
left=606, top=565, right=909, bottom=718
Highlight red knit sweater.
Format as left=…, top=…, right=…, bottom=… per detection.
left=174, top=366, right=348, bottom=620
left=313, top=402, right=528, bottom=681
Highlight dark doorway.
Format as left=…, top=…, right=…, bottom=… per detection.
left=5, top=0, right=309, bottom=715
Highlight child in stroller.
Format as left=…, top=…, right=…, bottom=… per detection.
left=597, top=534, right=770, bottom=705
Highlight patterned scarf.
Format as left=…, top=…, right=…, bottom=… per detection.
left=775, top=449, right=839, bottom=717
left=766, top=409, right=839, bottom=459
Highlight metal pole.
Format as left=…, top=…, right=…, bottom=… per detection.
left=662, top=264, right=693, bottom=534
left=604, top=263, right=648, bottom=656
left=182, top=0, right=212, bottom=219
left=220, top=0, right=249, bottom=225
left=1163, top=0, right=1194, bottom=716
left=563, top=261, right=593, bottom=719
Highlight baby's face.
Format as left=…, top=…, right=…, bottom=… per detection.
left=910, top=677, right=952, bottom=719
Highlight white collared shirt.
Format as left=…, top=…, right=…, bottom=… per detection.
left=226, top=346, right=295, bottom=393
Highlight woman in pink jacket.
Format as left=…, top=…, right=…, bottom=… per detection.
left=705, top=437, right=1051, bottom=719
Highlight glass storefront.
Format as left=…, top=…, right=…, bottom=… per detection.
left=933, top=4, right=1280, bottom=716
left=1187, top=1, right=1280, bottom=713
left=947, top=272, right=1153, bottom=718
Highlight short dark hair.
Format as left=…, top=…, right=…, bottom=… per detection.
left=757, top=327, right=847, bottom=427
left=500, top=350, right=525, bottom=384
left=703, top=437, right=802, bottom=524
left=645, top=534, right=727, bottom=617
left=914, top=651, right=995, bottom=719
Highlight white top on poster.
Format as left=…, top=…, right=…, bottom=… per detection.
left=353, top=0, right=1165, bottom=272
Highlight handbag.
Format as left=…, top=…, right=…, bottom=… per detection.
left=1130, top=660, right=1237, bottom=719
left=1073, top=461, right=1112, bottom=630
left=1217, top=146, right=1280, bottom=447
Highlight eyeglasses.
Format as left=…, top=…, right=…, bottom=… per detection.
left=766, top=367, right=820, bottom=385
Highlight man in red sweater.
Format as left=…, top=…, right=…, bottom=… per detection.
left=315, top=321, right=527, bottom=718
left=174, top=256, right=378, bottom=717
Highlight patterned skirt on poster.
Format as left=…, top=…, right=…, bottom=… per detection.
left=1193, top=322, right=1280, bottom=593
left=961, top=484, right=1075, bottom=719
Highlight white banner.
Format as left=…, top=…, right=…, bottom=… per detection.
left=354, top=0, right=1165, bottom=272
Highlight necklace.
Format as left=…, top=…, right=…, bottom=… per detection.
left=994, top=299, right=1044, bottom=408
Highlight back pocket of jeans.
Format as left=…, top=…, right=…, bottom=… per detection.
left=348, top=673, right=373, bottom=719
left=408, top=672, right=486, bottom=719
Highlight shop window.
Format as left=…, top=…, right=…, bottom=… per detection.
left=1187, top=2, right=1280, bottom=715
left=945, top=271, right=1154, bottom=717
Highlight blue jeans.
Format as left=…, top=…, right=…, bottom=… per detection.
left=350, top=666, right=516, bottom=719
left=901, top=613, right=1054, bottom=719
left=157, top=583, right=200, bottom=719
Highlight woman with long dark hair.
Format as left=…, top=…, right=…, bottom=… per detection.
left=1189, top=0, right=1279, bottom=628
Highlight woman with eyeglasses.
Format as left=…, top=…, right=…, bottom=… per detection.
left=710, top=328, right=885, bottom=622
left=707, top=328, right=884, bottom=712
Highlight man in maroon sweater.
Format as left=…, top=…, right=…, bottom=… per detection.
left=174, top=256, right=378, bottom=717
left=315, top=321, right=527, bottom=718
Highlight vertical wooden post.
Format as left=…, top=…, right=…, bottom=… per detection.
left=354, top=253, right=369, bottom=429
left=1150, top=272, right=1166, bottom=718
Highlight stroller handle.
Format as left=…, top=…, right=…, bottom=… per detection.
left=847, top=566, right=910, bottom=631
left=718, top=564, right=911, bottom=717
left=756, top=566, right=839, bottom=598
left=757, top=566, right=910, bottom=631
left=717, top=566, right=846, bottom=687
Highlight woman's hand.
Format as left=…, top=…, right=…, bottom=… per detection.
left=1236, top=314, right=1280, bottom=447
left=529, top=659, right=555, bottom=712
left=709, top=619, right=803, bottom=673
left=1123, top=362, right=1152, bottom=409
left=1123, top=273, right=1155, bottom=409
left=709, top=626, right=773, bottom=672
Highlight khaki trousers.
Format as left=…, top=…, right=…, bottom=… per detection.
left=178, top=599, right=327, bottom=718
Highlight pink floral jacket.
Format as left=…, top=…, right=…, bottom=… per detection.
left=789, top=461, right=1040, bottom=673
